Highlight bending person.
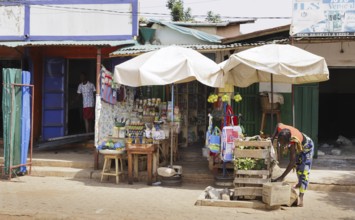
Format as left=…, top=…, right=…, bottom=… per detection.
left=271, top=123, right=314, bottom=207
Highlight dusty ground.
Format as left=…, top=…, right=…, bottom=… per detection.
left=0, top=176, right=354, bottom=220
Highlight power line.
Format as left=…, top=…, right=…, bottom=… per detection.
left=2, top=1, right=291, bottom=19
left=141, top=0, right=222, bottom=9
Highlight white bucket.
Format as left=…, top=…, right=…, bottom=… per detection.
left=112, top=127, right=119, bottom=138
left=202, top=147, right=210, bottom=158
left=118, top=127, right=126, bottom=138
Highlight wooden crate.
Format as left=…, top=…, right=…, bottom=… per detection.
left=262, top=182, right=291, bottom=206
left=233, top=140, right=273, bottom=198
left=195, top=189, right=267, bottom=209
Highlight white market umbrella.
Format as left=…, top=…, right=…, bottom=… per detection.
left=114, top=45, right=224, bottom=87
left=114, top=45, right=224, bottom=166
left=220, top=44, right=329, bottom=88
left=220, top=43, right=329, bottom=140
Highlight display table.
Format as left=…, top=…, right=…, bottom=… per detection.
left=126, top=144, right=158, bottom=185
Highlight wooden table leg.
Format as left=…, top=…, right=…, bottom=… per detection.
left=94, top=149, right=99, bottom=170
left=153, top=151, right=157, bottom=181
left=128, top=153, right=133, bottom=184
left=147, top=153, right=152, bottom=186
left=134, top=155, right=138, bottom=181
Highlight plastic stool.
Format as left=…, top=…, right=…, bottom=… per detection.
left=101, top=154, right=124, bottom=184
left=260, top=109, right=281, bottom=133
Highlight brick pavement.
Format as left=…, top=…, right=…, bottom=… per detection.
left=0, top=176, right=354, bottom=220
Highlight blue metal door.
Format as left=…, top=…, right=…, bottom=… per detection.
left=42, top=58, right=66, bottom=140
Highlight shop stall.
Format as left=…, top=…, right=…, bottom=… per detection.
left=95, top=74, right=174, bottom=185
left=95, top=45, right=224, bottom=185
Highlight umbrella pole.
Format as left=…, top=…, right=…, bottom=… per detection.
left=170, top=84, right=174, bottom=167
left=292, top=85, right=295, bottom=126
left=270, top=75, right=274, bottom=134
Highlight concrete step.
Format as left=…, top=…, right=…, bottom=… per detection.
left=32, top=159, right=93, bottom=169
left=30, top=166, right=94, bottom=179
left=27, top=164, right=216, bottom=185
left=178, top=157, right=208, bottom=163
left=0, top=157, right=93, bottom=169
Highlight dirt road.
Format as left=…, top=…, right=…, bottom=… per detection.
left=0, top=176, right=354, bottom=220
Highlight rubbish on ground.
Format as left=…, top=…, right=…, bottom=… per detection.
left=336, top=135, right=352, bottom=146
left=320, top=143, right=331, bottom=148
left=318, top=150, right=325, bottom=156
left=331, top=149, right=341, bottom=156
left=204, top=186, right=221, bottom=200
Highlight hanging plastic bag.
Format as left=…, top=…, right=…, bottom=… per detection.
left=221, top=116, right=241, bottom=162
left=208, top=126, right=221, bottom=153
left=205, top=114, right=213, bottom=147
left=100, top=66, right=117, bottom=105
left=225, top=104, right=238, bottom=126
left=101, top=84, right=117, bottom=105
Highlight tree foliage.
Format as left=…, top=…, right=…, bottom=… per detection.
left=166, top=0, right=194, bottom=22
left=205, top=11, right=221, bottom=23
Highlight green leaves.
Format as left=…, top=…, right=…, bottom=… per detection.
left=166, top=0, right=194, bottom=22
left=234, top=158, right=266, bottom=170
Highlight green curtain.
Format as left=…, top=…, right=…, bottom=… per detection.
left=2, top=68, right=22, bottom=175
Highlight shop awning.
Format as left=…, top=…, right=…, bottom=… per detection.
left=0, top=40, right=137, bottom=48
left=109, top=39, right=290, bottom=57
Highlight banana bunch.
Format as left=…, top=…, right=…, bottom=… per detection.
left=234, top=93, right=242, bottom=103
left=221, top=94, right=229, bottom=102
left=207, top=94, right=218, bottom=103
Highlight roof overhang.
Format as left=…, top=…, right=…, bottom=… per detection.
left=109, top=39, right=289, bottom=57
left=221, top=24, right=291, bottom=44
left=0, top=40, right=137, bottom=48
left=171, top=20, right=255, bottom=27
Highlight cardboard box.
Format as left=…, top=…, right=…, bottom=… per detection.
left=262, top=182, right=291, bottom=206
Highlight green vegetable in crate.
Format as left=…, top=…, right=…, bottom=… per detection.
left=234, top=158, right=256, bottom=170
left=254, top=159, right=266, bottom=170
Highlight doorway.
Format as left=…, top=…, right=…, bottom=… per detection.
left=67, top=59, right=96, bottom=135
left=319, top=68, right=355, bottom=142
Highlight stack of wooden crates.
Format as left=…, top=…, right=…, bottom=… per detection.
left=233, top=140, right=273, bottom=199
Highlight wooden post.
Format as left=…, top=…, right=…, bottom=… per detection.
left=94, top=47, right=102, bottom=170
left=96, top=47, right=101, bottom=95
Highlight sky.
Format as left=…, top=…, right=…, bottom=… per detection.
left=139, top=0, right=293, bottom=33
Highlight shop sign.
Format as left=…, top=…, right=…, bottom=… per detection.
left=291, top=0, right=355, bottom=37
left=0, top=0, right=138, bottom=41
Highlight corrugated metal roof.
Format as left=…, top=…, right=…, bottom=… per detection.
left=0, top=40, right=137, bottom=48
left=171, top=20, right=255, bottom=27
left=109, top=39, right=289, bottom=57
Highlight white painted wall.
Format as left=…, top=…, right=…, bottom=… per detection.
left=295, top=42, right=355, bottom=67
left=0, top=4, right=135, bottom=37
left=259, top=83, right=292, bottom=93
left=0, top=6, right=24, bottom=36
left=151, top=24, right=214, bottom=45
left=30, top=4, right=133, bottom=36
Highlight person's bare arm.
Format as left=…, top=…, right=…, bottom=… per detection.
left=274, top=144, right=296, bottom=182
left=271, top=123, right=280, bottom=143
